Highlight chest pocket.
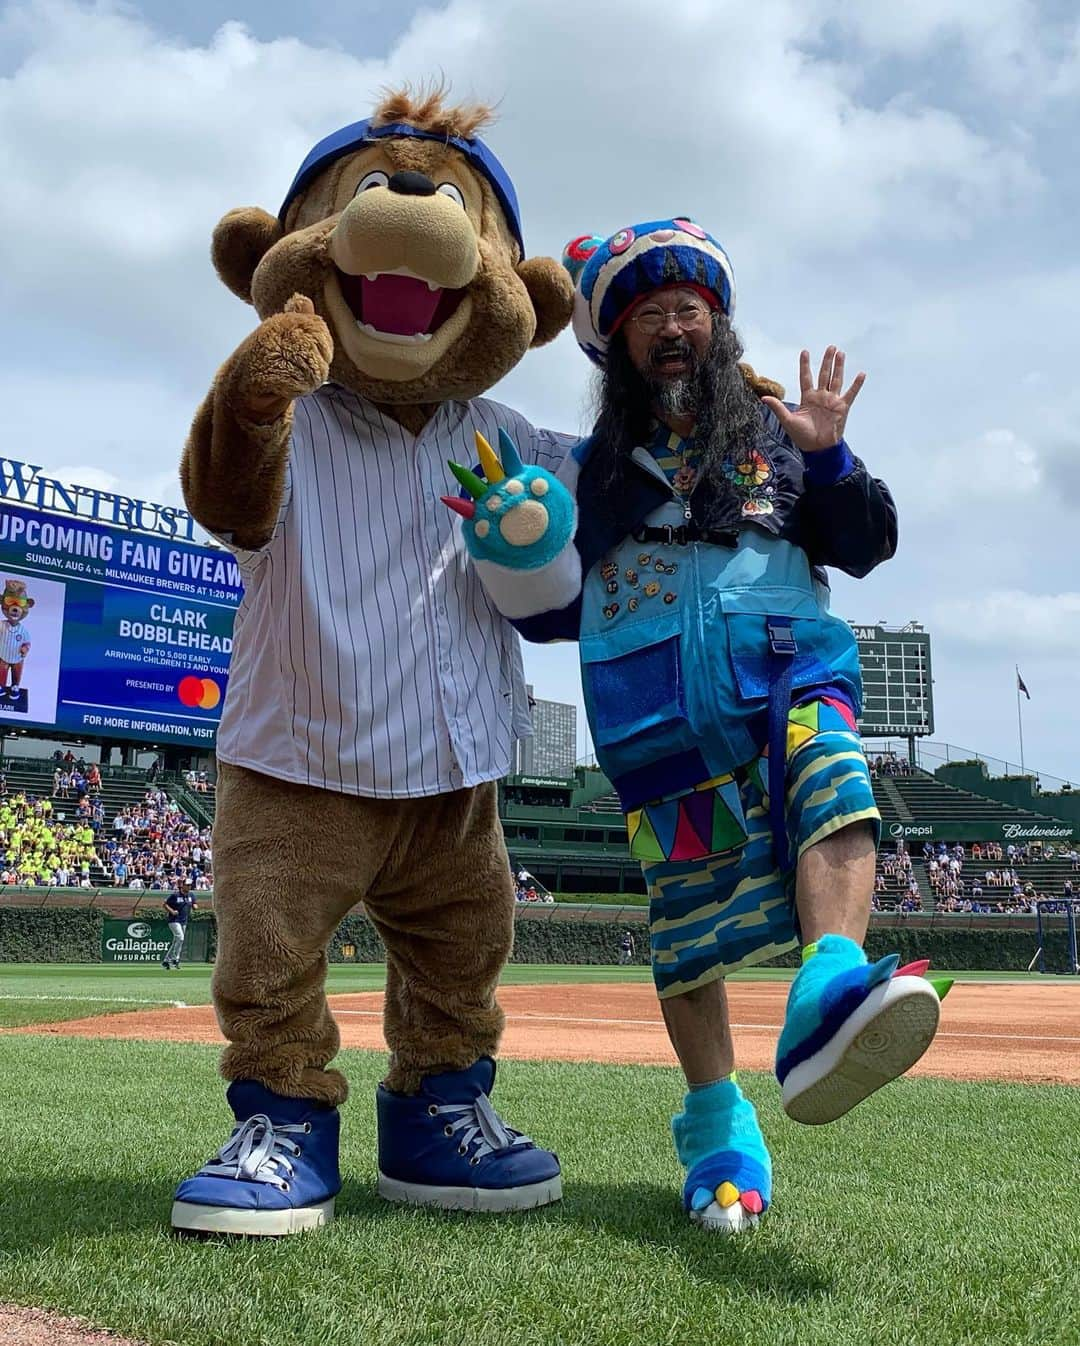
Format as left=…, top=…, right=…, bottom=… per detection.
left=718, top=589, right=849, bottom=704
left=579, top=610, right=708, bottom=811
left=581, top=617, right=686, bottom=746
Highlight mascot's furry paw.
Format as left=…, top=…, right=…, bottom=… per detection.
left=443, top=429, right=576, bottom=571
left=224, top=293, right=334, bottom=421
left=777, top=936, right=949, bottom=1125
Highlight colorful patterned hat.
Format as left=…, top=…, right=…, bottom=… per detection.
left=563, top=218, right=736, bottom=367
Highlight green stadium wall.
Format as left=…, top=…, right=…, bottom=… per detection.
left=1, top=905, right=1073, bottom=973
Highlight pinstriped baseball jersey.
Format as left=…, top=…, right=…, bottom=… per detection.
left=0, top=622, right=29, bottom=665
left=215, top=384, right=575, bottom=798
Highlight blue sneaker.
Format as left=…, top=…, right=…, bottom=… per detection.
left=777, top=935, right=942, bottom=1125
left=171, top=1081, right=341, bottom=1236
left=376, top=1057, right=561, bottom=1212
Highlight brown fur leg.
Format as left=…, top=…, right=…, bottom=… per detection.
left=365, top=782, right=514, bottom=1093
left=211, top=763, right=395, bottom=1105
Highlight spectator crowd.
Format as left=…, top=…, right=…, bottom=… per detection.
left=869, top=751, right=915, bottom=779
left=869, top=837, right=1079, bottom=916
left=512, top=867, right=555, bottom=904
left=103, top=788, right=213, bottom=891
left=0, top=757, right=214, bottom=891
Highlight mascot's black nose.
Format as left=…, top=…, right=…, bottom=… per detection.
left=387, top=171, right=437, bottom=197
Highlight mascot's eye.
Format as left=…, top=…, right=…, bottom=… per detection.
left=354, top=171, right=389, bottom=195
left=436, top=183, right=466, bottom=208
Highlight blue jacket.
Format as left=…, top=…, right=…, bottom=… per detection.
left=513, top=406, right=896, bottom=812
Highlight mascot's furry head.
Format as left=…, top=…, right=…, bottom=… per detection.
left=210, top=85, right=573, bottom=404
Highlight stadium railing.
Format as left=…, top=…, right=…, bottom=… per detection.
left=3, top=886, right=1069, bottom=936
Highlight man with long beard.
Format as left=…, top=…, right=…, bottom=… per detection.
left=446, top=219, right=950, bottom=1233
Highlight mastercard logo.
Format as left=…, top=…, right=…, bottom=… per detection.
left=177, top=676, right=221, bottom=710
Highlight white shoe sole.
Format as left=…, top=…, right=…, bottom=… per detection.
left=377, top=1171, right=562, bottom=1212
left=781, top=976, right=941, bottom=1125
left=170, top=1196, right=335, bottom=1236
left=690, top=1201, right=762, bottom=1235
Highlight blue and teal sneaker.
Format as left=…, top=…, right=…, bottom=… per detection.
left=777, top=936, right=947, bottom=1125
left=673, top=1078, right=771, bottom=1234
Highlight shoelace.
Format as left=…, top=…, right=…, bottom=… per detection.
left=432, top=1094, right=532, bottom=1163
left=199, top=1114, right=310, bottom=1191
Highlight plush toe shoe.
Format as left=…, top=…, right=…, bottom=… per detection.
left=686, top=1162, right=769, bottom=1234
left=673, top=1079, right=772, bottom=1235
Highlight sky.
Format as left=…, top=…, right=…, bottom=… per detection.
left=3, top=0, right=1080, bottom=779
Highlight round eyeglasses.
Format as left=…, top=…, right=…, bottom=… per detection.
left=631, top=302, right=713, bottom=336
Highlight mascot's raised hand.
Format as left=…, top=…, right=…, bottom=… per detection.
left=444, top=429, right=574, bottom=566
left=183, top=292, right=333, bottom=551
left=223, top=293, right=334, bottom=424
left=443, top=429, right=580, bottom=618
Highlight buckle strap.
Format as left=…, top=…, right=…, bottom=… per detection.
left=765, top=616, right=799, bottom=874
left=631, top=524, right=738, bottom=547
left=766, top=618, right=797, bottom=656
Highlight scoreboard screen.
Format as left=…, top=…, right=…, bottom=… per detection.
left=850, top=624, right=933, bottom=738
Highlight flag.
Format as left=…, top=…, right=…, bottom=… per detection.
left=1017, top=669, right=1030, bottom=700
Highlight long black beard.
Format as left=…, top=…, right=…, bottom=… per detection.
left=588, top=317, right=763, bottom=521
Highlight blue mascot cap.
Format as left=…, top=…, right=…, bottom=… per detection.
left=279, top=118, right=526, bottom=257
left=563, top=218, right=736, bottom=367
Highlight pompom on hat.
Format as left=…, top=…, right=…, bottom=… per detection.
left=562, top=218, right=736, bottom=367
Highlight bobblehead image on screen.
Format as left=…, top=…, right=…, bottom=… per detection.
left=0, top=573, right=65, bottom=724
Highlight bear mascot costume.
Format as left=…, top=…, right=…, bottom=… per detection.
left=171, top=87, right=576, bottom=1236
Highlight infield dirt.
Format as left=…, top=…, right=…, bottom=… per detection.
left=14, top=980, right=1080, bottom=1085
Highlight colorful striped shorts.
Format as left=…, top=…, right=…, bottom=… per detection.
left=642, top=698, right=880, bottom=999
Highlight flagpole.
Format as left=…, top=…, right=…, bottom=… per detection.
left=1016, top=666, right=1026, bottom=775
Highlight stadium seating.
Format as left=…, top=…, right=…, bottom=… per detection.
left=0, top=758, right=212, bottom=890
left=1, top=749, right=1069, bottom=906
left=878, top=770, right=1071, bottom=832
left=504, top=762, right=1077, bottom=901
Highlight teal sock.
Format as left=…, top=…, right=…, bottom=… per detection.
left=672, top=1079, right=766, bottom=1172
left=797, top=933, right=866, bottom=975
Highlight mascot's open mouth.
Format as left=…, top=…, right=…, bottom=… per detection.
left=334, top=266, right=467, bottom=345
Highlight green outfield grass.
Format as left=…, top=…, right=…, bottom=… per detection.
left=0, top=963, right=1058, bottom=1029
left=0, top=1038, right=1076, bottom=1346
left=0, top=962, right=1063, bottom=1029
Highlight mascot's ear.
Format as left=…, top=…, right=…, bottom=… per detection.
left=211, top=207, right=285, bottom=304
left=739, top=362, right=786, bottom=401
left=517, top=257, right=575, bottom=348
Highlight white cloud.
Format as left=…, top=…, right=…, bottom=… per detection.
left=922, top=428, right=1044, bottom=507
left=821, top=0, right=1074, bottom=102
left=1, top=0, right=1077, bottom=775
left=931, top=591, right=1080, bottom=656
